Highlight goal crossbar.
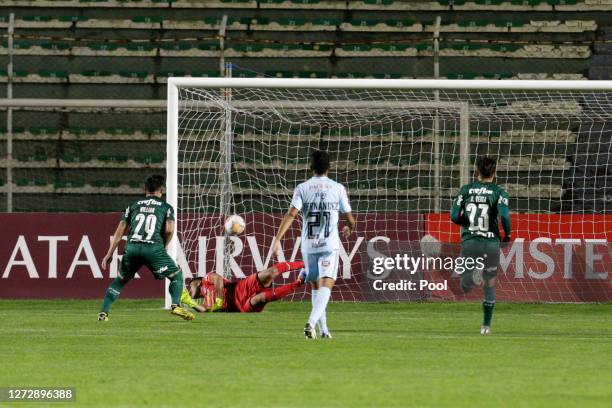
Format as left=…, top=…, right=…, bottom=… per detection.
left=168, top=77, right=612, bottom=91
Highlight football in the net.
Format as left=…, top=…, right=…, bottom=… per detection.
left=224, top=214, right=246, bottom=235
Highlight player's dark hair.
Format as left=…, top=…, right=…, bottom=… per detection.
left=310, top=150, right=331, bottom=175
left=145, top=174, right=165, bottom=193
left=476, top=156, right=497, bottom=179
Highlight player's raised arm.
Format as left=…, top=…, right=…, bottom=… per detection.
left=101, top=219, right=129, bottom=270
left=450, top=187, right=470, bottom=227
left=272, top=185, right=302, bottom=257
left=498, top=190, right=512, bottom=241
left=271, top=207, right=299, bottom=257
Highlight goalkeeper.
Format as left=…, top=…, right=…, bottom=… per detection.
left=451, top=156, right=511, bottom=335
left=181, top=261, right=306, bottom=313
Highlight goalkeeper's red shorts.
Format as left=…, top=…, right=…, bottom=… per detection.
left=226, top=273, right=266, bottom=313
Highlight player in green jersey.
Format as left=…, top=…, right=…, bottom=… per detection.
left=97, top=174, right=194, bottom=321
left=451, top=156, right=512, bottom=335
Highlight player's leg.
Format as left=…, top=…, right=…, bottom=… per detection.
left=305, top=251, right=338, bottom=339
left=310, top=281, right=330, bottom=338
left=180, top=281, right=208, bottom=313
left=302, top=253, right=321, bottom=338
left=233, top=262, right=305, bottom=313
left=241, top=277, right=305, bottom=312
left=481, top=242, right=500, bottom=335
left=147, top=246, right=194, bottom=321
left=460, top=241, right=481, bottom=294
left=255, top=261, right=305, bottom=287
left=98, top=246, right=141, bottom=320
left=481, top=277, right=496, bottom=335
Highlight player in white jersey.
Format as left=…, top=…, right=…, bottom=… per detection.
left=271, top=150, right=356, bottom=339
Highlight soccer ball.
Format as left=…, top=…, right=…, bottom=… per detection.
left=420, top=234, right=442, bottom=257
left=224, top=214, right=246, bottom=235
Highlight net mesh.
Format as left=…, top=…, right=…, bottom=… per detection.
left=175, top=86, right=612, bottom=303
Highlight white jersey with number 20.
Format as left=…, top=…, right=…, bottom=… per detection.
left=290, top=176, right=352, bottom=254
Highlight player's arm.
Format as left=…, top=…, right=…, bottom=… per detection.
left=164, top=220, right=175, bottom=249
left=272, top=185, right=302, bottom=257
left=164, top=206, right=176, bottom=249
left=340, top=184, right=355, bottom=237
left=342, top=212, right=356, bottom=237
left=101, top=220, right=129, bottom=270
left=271, top=207, right=299, bottom=256
left=205, top=273, right=225, bottom=312
left=498, top=191, right=512, bottom=242
left=450, top=187, right=469, bottom=227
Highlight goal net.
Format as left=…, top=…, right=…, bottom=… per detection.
left=167, top=78, right=612, bottom=305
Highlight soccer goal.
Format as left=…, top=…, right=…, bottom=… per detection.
left=166, top=78, right=612, bottom=308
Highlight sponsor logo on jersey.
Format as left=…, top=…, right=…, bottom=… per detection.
left=321, top=260, right=331, bottom=267
left=137, top=198, right=162, bottom=206
left=469, top=187, right=493, bottom=195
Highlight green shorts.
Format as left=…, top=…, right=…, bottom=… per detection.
left=461, top=239, right=501, bottom=280
left=119, top=243, right=179, bottom=280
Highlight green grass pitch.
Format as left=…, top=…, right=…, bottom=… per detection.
left=0, top=300, right=610, bottom=408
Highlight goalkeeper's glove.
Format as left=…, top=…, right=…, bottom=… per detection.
left=210, top=297, right=224, bottom=312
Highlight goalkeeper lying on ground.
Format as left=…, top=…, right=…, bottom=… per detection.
left=181, top=261, right=306, bottom=313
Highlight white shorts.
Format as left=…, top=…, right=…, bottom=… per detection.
left=303, top=250, right=339, bottom=282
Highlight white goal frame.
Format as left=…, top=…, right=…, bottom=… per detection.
left=165, top=78, right=612, bottom=308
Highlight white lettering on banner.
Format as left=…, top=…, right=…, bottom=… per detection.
left=247, top=235, right=267, bottom=272
left=528, top=238, right=555, bottom=280
left=340, top=237, right=364, bottom=279
left=110, top=236, right=128, bottom=279
left=215, top=236, right=245, bottom=278
left=262, top=237, right=302, bottom=274
left=198, top=236, right=207, bottom=277
left=585, top=239, right=608, bottom=280
left=176, top=242, right=193, bottom=279
left=38, top=236, right=68, bottom=278
left=67, top=236, right=102, bottom=278
left=2, top=236, right=39, bottom=278
left=556, top=239, right=581, bottom=279
left=500, top=238, right=524, bottom=278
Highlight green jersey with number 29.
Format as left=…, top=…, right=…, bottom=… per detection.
left=451, top=180, right=511, bottom=242
left=122, top=197, right=175, bottom=245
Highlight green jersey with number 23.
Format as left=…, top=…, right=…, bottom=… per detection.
left=451, top=181, right=511, bottom=242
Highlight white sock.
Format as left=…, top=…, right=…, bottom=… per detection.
left=311, top=289, right=319, bottom=328
left=318, top=309, right=329, bottom=334
left=311, top=289, right=328, bottom=334
left=307, top=287, right=331, bottom=328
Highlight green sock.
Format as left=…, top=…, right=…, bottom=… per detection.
left=101, top=277, right=128, bottom=313
left=461, top=272, right=474, bottom=294
left=168, top=270, right=184, bottom=306
left=483, top=285, right=496, bottom=326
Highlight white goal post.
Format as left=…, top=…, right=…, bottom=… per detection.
left=165, top=78, right=612, bottom=308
